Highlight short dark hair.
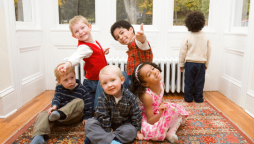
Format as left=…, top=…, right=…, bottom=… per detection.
left=185, top=11, right=205, bottom=32
left=110, top=20, right=135, bottom=40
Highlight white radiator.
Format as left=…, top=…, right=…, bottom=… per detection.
left=64, top=57, right=184, bottom=93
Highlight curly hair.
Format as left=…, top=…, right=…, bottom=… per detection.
left=185, top=11, right=205, bottom=32
left=110, top=20, right=135, bottom=40
left=129, top=62, right=162, bottom=100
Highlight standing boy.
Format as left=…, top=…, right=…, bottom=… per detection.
left=85, top=65, right=143, bottom=144
left=94, top=20, right=153, bottom=109
left=179, top=11, right=211, bottom=103
left=58, top=15, right=109, bottom=111
left=31, top=63, right=93, bottom=144
left=110, top=20, right=153, bottom=83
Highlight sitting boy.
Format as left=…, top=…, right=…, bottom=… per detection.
left=94, top=20, right=153, bottom=109
left=85, top=65, right=143, bottom=144
left=30, top=63, right=93, bottom=144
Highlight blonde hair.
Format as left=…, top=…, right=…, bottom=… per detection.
left=99, top=65, right=123, bottom=81
left=69, top=15, right=90, bottom=35
left=54, top=63, right=75, bottom=81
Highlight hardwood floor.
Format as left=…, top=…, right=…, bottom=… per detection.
left=0, top=91, right=253, bottom=143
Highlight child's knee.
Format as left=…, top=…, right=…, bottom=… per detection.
left=73, top=98, right=84, bottom=107
left=85, top=118, right=99, bottom=129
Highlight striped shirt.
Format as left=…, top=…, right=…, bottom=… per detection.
left=95, top=87, right=142, bottom=132
left=52, top=79, right=93, bottom=120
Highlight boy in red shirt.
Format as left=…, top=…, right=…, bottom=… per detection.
left=58, top=15, right=109, bottom=113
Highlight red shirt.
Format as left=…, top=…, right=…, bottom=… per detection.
left=78, top=40, right=107, bottom=80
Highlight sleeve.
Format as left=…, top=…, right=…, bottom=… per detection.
left=129, top=94, right=142, bottom=131
left=82, top=87, right=94, bottom=120
left=68, top=45, right=93, bottom=66
left=95, top=94, right=112, bottom=132
left=135, top=39, right=150, bottom=50
left=51, top=86, right=62, bottom=108
left=205, top=39, right=211, bottom=68
left=179, top=36, right=188, bottom=67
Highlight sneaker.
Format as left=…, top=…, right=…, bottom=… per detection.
left=110, top=140, right=122, bottom=144
left=84, top=137, right=91, bottom=144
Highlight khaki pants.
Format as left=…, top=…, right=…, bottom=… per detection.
left=32, top=98, right=84, bottom=137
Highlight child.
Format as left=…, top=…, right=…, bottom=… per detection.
left=31, top=63, right=93, bottom=144
left=94, top=20, right=154, bottom=109
left=179, top=11, right=211, bottom=103
left=130, top=62, right=189, bottom=143
left=58, top=15, right=109, bottom=110
left=110, top=20, right=153, bottom=81
left=85, top=65, right=143, bottom=144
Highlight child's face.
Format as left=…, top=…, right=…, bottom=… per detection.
left=100, top=71, right=125, bottom=97
left=72, top=21, right=92, bottom=42
left=113, top=27, right=135, bottom=45
left=139, top=64, right=162, bottom=87
left=57, top=72, right=76, bottom=90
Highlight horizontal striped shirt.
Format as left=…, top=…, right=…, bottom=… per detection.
left=52, top=79, right=93, bottom=120
left=95, top=87, right=142, bottom=132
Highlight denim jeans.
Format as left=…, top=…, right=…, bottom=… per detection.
left=184, top=62, right=206, bottom=102
left=82, top=79, right=98, bottom=112
left=94, top=71, right=132, bottom=110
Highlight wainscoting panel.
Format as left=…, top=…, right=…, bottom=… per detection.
left=219, top=75, right=242, bottom=106
left=0, top=86, right=17, bottom=118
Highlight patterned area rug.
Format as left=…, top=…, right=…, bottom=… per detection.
left=6, top=99, right=254, bottom=144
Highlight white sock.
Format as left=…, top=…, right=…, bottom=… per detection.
left=181, top=116, right=186, bottom=125
left=166, top=116, right=182, bottom=143
left=48, top=111, right=60, bottom=121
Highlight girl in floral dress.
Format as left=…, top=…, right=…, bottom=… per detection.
left=130, top=62, right=189, bottom=143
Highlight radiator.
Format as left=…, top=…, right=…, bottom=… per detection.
left=64, top=57, right=184, bottom=93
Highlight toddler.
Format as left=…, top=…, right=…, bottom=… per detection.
left=85, top=65, right=143, bottom=144
left=31, top=63, right=93, bottom=144
left=179, top=11, right=211, bottom=103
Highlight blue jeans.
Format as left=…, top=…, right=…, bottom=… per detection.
left=94, top=71, right=132, bottom=110
left=184, top=62, right=206, bottom=103
left=82, top=79, right=98, bottom=112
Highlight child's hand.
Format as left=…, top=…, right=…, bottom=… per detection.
left=82, top=120, right=87, bottom=125
left=180, top=67, right=184, bottom=72
left=57, top=62, right=72, bottom=73
left=136, top=131, right=144, bottom=140
left=104, top=47, right=110, bottom=55
left=136, top=23, right=146, bottom=44
left=48, top=105, right=57, bottom=115
left=159, top=103, right=167, bottom=114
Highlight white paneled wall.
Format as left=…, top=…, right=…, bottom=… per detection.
left=1, top=0, right=254, bottom=118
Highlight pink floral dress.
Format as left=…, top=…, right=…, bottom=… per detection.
left=138, top=82, right=189, bottom=141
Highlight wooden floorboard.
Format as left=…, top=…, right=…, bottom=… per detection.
left=0, top=91, right=253, bottom=143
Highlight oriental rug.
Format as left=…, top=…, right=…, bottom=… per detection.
left=5, top=99, right=254, bottom=144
